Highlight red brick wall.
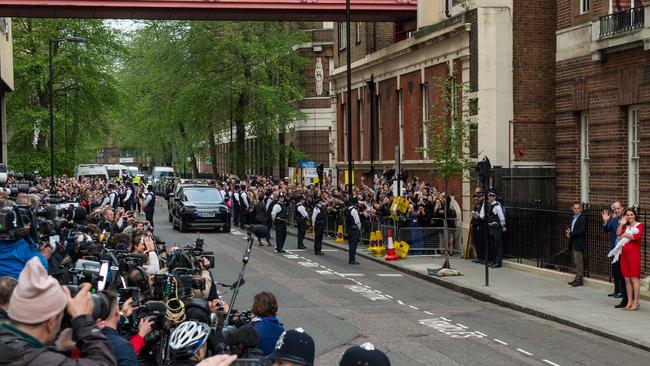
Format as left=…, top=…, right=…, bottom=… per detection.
left=379, top=77, right=398, bottom=160
left=400, top=70, right=423, bottom=161
left=556, top=47, right=650, bottom=206
left=337, top=94, right=344, bottom=162
left=513, top=0, right=557, bottom=162
left=557, top=0, right=609, bottom=30
left=351, top=88, right=361, bottom=161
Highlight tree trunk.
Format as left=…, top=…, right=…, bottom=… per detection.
left=208, top=121, right=219, bottom=179
left=235, top=65, right=252, bottom=177
left=278, top=129, right=286, bottom=179
left=190, top=154, right=199, bottom=178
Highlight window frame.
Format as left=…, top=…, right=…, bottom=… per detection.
left=628, top=107, right=640, bottom=207
left=580, top=111, right=590, bottom=204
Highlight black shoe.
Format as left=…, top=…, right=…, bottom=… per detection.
left=568, top=279, right=577, bottom=285
left=608, top=292, right=616, bottom=297
left=571, top=281, right=583, bottom=287
left=614, top=293, right=624, bottom=298
left=615, top=300, right=628, bottom=309
left=471, top=259, right=482, bottom=264
left=349, top=261, right=360, bottom=265
left=297, top=245, right=307, bottom=249
left=276, top=249, right=287, bottom=254
left=315, top=252, right=325, bottom=256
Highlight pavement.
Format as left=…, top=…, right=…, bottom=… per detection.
left=289, top=228, right=650, bottom=352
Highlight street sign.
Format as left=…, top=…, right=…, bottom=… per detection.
left=300, top=160, right=316, bottom=168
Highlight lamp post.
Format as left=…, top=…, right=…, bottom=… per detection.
left=346, top=0, right=353, bottom=197
left=49, top=36, right=85, bottom=191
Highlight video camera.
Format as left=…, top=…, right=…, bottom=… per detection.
left=182, top=237, right=215, bottom=269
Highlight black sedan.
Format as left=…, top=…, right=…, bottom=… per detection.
left=171, top=186, right=231, bottom=232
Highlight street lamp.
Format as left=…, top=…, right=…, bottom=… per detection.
left=49, top=36, right=86, bottom=191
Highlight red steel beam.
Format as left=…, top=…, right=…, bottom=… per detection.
left=0, top=0, right=417, bottom=22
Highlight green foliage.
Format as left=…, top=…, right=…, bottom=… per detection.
left=7, top=18, right=123, bottom=175
left=114, top=21, right=308, bottom=175
left=421, top=75, right=475, bottom=191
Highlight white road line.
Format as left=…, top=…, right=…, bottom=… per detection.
left=397, top=300, right=405, bottom=305
left=542, top=360, right=561, bottom=366
left=409, top=305, right=419, bottom=310
left=376, top=273, right=403, bottom=277
left=439, top=317, right=451, bottom=321
left=339, top=273, right=365, bottom=277
left=475, top=331, right=487, bottom=337
left=455, top=323, right=468, bottom=329
left=322, top=249, right=338, bottom=252
left=316, top=270, right=334, bottom=275
left=291, top=249, right=306, bottom=252
left=385, top=295, right=393, bottom=299
left=493, top=339, right=508, bottom=346
left=284, top=255, right=300, bottom=259
left=516, top=349, right=533, bottom=356
left=423, top=311, right=434, bottom=315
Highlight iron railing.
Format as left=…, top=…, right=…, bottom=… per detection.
left=599, top=6, right=645, bottom=38
left=504, top=206, right=649, bottom=279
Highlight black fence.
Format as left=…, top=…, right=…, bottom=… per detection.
left=504, top=206, right=649, bottom=279
left=599, top=6, right=645, bottom=38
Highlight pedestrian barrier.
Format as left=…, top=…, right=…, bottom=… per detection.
left=385, top=229, right=400, bottom=261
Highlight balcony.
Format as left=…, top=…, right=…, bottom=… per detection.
left=591, top=6, right=650, bottom=61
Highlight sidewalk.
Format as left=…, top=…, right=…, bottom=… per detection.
left=288, top=228, right=650, bottom=351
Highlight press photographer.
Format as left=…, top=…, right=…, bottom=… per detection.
left=0, top=258, right=116, bottom=365
left=0, top=205, right=49, bottom=278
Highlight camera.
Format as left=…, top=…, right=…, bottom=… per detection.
left=118, top=287, right=141, bottom=307
left=64, top=285, right=111, bottom=322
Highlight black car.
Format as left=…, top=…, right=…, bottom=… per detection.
left=171, top=185, right=231, bottom=232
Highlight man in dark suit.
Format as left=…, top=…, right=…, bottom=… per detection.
left=566, top=201, right=587, bottom=287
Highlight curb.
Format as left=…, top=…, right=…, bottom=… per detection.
left=287, top=229, right=650, bottom=352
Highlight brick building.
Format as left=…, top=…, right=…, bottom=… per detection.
left=0, top=18, right=13, bottom=165
left=330, top=0, right=557, bottom=215
left=556, top=0, right=650, bottom=208
left=211, top=23, right=334, bottom=178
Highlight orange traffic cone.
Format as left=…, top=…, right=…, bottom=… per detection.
left=385, top=229, right=400, bottom=261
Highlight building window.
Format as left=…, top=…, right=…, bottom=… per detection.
left=355, top=22, right=362, bottom=44
left=421, top=83, right=429, bottom=159
left=629, top=107, right=640, bottom=207
left=339, top=23, right=347, bottom=51
left=342, top=102, right=347, bottom=162
left=358, top=97, right=363, bottom=161
left=580, top=0, right=590, bottom=14
left=580, top=112, right=590, bottom=204
left=398, top=89, right=404, bottom=161
left=378, top=96, right=383, bottom=161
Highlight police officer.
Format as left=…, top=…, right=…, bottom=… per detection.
left=269, top=328, right=315, bottom=366
left=271, top=193, right=289, bottom=253
left=239, top=185, right=249, bottom=228
left=345, top=197, right=361, bottom=265
left=479, top=188, right=506, bottom=268
left=122, top=180, right=135, bottom=211
left=470, top=187, right=485, bottom=264
left=311, top=198, right=326, bottom=256
left=295, top=196, right=309, bottom=249
left=101, top=183, right=120, bottom=209
left=232, top=184, right=241, bottom=227
left=144, top=185, right=156, bottom=228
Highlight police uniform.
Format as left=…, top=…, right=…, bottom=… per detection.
left=311, top=201, right=326, bottom=255
left=471, top=193, right=485, bottom=263
left=295, top=198, right=309, bottom=249
left=479, top=189, right=506, bottom=268
left=232, top=185, right=241, bottom=227
left=271, top=195, right=289, bottom=253
left=144, top=188, right=156, bottom=228
left=345, top=199, right=361, bottom=264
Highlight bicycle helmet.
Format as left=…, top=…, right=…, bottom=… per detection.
left=169, top=321, right=211, bottom=359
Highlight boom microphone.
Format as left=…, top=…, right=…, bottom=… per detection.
left=246, top=224, right=268, bottom=239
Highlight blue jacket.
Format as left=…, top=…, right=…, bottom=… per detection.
left=101, top=327, right=138, bottom=366
left=0, top=238, right=48, bottom=278
left=603, top=216, right=620, bottom=250
left=251, top=316, right=285, bottom=356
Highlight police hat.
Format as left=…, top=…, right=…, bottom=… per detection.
left=270, top=328, right=315, bottom=366
left=487, top=188, right=498, bottom=196
left=349, top=197, right=358, bottom=206
left=339, top=342, right=391, bottom=366
left=235, top=184, right=240, bottom=190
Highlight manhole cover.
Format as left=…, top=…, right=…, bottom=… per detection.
left=538, top=295, right=580, bottom=301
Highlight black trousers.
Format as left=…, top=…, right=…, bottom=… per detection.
left=472, top=227, right=483, bottom=260
left=145, top=209, right=154, bottom=228
left=233, top=205, right=240, bottom=226
left=239, top=207, right=248, bottom=228
left=314, top=224, right=324, bottom=253
left=613, top=259, right=626, bottom=296
left=297, top=220, right=306, bottom=247
left=275, top=222, right=287, bottom=251
left=348, top=228, right=359, bottom=263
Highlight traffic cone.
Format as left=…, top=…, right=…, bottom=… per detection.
left=385, top=229, right=400, bottom=261
left=368, top=231, right=377, bottom=255
left=336, top=225, right=345, bottom=243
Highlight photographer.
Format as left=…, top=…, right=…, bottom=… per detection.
left=0, top=258, right=116, bottom=365
left=130, top=231, right=160, bottom=276
left=249, top=292, right=284, bottom=356
left=0, top=276, right=17, bottom=320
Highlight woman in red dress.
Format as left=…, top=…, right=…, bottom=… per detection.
left=616, top=208, right=643, bottom=311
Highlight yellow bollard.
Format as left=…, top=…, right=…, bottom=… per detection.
left=336, top=225, right=345, bottom=243
left=368, top=231, right=377, bottom=255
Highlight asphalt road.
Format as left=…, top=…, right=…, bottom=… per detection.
left=153, top=200, right=650, bottom=366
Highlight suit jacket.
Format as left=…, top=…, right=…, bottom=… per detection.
left=569, top=213, right=587, bottom=252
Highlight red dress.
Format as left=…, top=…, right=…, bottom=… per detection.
left=621, top=223, right=643, bottom=278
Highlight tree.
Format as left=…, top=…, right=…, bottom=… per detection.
left=7, top=18, right=123, bottom=175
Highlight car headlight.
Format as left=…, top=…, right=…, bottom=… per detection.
left=183, top=205, right=195, bottom=212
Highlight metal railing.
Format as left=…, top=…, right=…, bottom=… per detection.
left=504, top=206, right=649, bottom=279
left=600, top=6, right=645, bottom=38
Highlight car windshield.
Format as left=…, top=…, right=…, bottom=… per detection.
left=183, top=188, right=223, bottom=203
left=107, top=169, right=120, bottom=177
left=155, top=171, right=174, bottom=179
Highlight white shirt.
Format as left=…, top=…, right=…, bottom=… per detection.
left=350, top=206, right=361, bottom=228
left=312, top=205, right=321, bottom=227
left=479, top=201, right=506, bottom=225
left=241, top=192, right=249, bottom=207
left=271, top=203, right=283, bottom=222
left=297, top=204, right=309, bottom=219
left=144, top=192, right=154, bottom=207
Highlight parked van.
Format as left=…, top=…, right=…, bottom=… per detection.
left=152, top=166, right=175, bottom=183
left=103, top=164, right=133, bottom=180
left=75, top=164, right=109, bottom=181
left=126, top=166, right=139, bottom=177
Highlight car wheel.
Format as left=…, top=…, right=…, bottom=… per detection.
left=222, top=225, right=230, bottom=233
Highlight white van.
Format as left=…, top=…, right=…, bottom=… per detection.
left=103, top=164, right=133, bottom=180
left=75, top=164, right=109, bottom=181
left=126, top=166, right=139, bottom=177
left=152, top=166, right=175, bottom=183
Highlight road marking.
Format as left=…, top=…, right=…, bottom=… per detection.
left=409, top=305, right=419, bottom=310
left=475, top=331, right=487, bottom=337
left=291, top=249, right=306, bottom=252
left=345, top=285, right=390, bottom=301
left=517, top=349, right=533, bottom=356
left=542, top=360, right=561, bottom=366
left=455, top=323, right=468, bottom=329
left=298, top=261, right=319, bottom=268
left=316, top=270, right=334, bottom=275
left=322, top=249, right=338, bottom=252
left=339, top=273, right=365, bottom=277
left=493, top=339, right=508, bottom=346
left=284, top=255, right=300, bottom=259
left=376, top=273, right=403, bottom=277
left=397, top=300, right=405, bottom=305
left=423, top=311, right=434, bottom=315
left=418, top=318, right=485, bottom=339
left=439, top=317, right=451, bottom=322
left=385, top=294, right=393, bottom=299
